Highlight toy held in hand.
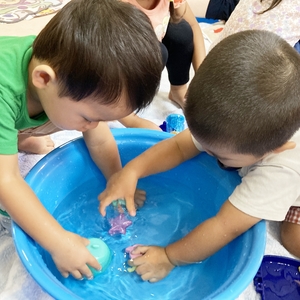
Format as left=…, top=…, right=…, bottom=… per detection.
left=108, top=199, right=132, bottom=235
left=112, top=198, right=126, bottom=213
left=125, top=244, right=142, bottom=272
left=86, top=238, right=112, bottom=276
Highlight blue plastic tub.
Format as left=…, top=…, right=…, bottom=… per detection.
left=12, top=129, right=266, bottom=300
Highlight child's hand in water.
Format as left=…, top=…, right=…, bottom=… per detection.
left=128, top=245, right=175, bottom=282
left=50, top=230, right=100, bottom=280
left=133, top=188, right=146, bottom=208
left=98, top=168, right=145, bottom=217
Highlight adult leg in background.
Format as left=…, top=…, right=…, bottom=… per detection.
left=162, top=19, right=194, bottom=108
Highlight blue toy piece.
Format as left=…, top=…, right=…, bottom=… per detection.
left=254, top=255, right=300, bottom=299
left=165, top=114, right=185, bottom=134
left=86, top=238, right=112, bottom=276
left=196, top=17, right=219, bottom=24
left=160, top=113, right=185, bottom=133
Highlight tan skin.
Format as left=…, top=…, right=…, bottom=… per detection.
left=187, top=0, right=211, bottom=18
left=99, top=128, right=296, bottom=282
left=18, top=135, right=55, bottom=154
left=0, top=57, right=146, bottom=280
left=281, top=221, right=300, bottom=258
left=118, top=114, right=162, bottom=131
left=18, top=113, right=161, bottom=155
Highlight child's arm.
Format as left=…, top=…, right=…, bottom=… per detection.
left=119, top=113, right=162, bottom=131
left=83, top=122, right=122, bottom=180
left=130, top=200, right=261, bottom=282
left=99, top=129, right=200, bottom=216
left=176, top=2, right=206, bottom=70
left=0, top=154, right=100, bottom=279
left=84, top=121, right=147, bottom=208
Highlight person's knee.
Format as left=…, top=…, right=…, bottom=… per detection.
left=281, top=221, right=300, bottom=258
left=164, top=20, right=193, bottom=47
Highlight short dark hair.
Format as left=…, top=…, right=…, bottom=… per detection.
left=185, top=30, right=300, bottom=157
left=32, top=0, right=162, bottom=112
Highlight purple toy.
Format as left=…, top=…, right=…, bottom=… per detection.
left=125, top=244, right=143, bottom=272
left=125, top=244, right=143, bottom=259
left=108, top=213, right=132, bottom=235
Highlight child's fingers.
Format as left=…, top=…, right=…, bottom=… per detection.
left=135, top=198, right=146, bottom=208
left=98, top=192, right=113, bottom=216
left=141, top=272, right=156, bottom=282
left=135, top=189, right=146, bottom=198
left=71, top=270, right=85, bottom=280
left=134, top=189, right=146, bottom=207
left=132, top=245, right=148, bottom=257
left=60, top=270, right=70, bottom=278
left=77, top=264, right=95, bottom=280
left=136, top=265, right=150, bottom=278
left=82, top=237, right=90, bottom=247
left=126, top=196, right=137, bottom=216
left=148, top=277, right=160, bottom=283
left=98, top=201, right=107, bottom=217
left=86, top=253, right=101, bottom=272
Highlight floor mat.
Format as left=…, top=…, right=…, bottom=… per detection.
left=0, top=0, right=63, bottom=24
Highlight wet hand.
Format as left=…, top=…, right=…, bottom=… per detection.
left=134, top=189, right=146, bottom=208
left=129, top=245, right=175, bottom=282
left=98, top=169, right=139, bottom=217
left=50, top=231, right=100, bottom=280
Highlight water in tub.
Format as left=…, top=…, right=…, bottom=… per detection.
left=39, top=174, right=235, bottom=300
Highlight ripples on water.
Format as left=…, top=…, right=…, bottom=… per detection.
left=42, top=175, right=232, bottom=300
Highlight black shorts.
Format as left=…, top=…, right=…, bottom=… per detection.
left=206, top=0, right=240, bottom=21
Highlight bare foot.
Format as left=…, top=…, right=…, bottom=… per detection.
left=168, top=84, right=187, bottom=109
left=18, top=135, right=55, bottom=154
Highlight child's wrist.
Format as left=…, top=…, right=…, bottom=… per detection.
left=164, top=246, right=177, bottom=267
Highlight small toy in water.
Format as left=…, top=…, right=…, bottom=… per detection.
left=160, top=113, right=185, bottom=134
left=112, top=198, right=126, bottom=213
left=108, top=213, right=132, bottom=235
left=86, top=238, right=112, bottom=277
left=126, top=244, right=142, bottom=259
left=125, top=244, right=143, bottom=272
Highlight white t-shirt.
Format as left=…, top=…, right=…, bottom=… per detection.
left=191, top=129, right=300, bottom=221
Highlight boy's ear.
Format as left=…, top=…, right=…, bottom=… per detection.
left=273, top=141, right=296, bottom=154
left=31, top=65, right=56, bottom=89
